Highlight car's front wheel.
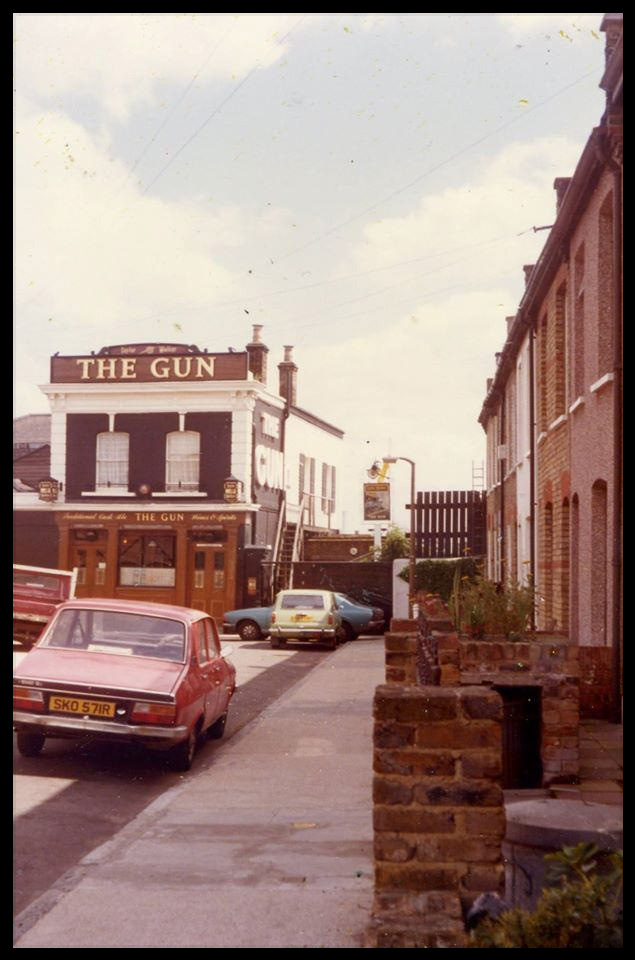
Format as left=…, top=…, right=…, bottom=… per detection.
left=238, top=619, right=262, bottom=642
left=16, top=732, right=45, bottom=757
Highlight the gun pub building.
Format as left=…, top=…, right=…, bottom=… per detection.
left=13, top=326, right=343, bottom=619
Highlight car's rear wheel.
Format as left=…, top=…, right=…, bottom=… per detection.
left=170, top=724, right=199, bottom=772
left=238, top=620, right=262, bottom=642
left=327, top=634, right=337, bottom=650
left=339, top=621, right=355, bottom=643
left=17, top=732, right=45, bottom=757
left=207, top=711, right=227, bottom=740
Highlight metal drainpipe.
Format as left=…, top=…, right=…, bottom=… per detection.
left=610, top=158, right=622, bottom=722
left=528, top=320, right=537, bottom=630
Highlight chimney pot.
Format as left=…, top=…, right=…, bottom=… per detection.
left=523, top=264, right=535, bottom=286
left=246, top=325, right=268, bottom=384
left=278, top=346, right=298, bottom=406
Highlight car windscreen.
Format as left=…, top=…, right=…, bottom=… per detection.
left=279, top=594, right=325, bottom=610
left=39, top=609, right=186, bottom=662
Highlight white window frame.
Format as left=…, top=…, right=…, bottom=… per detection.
left=165, top=430, right=200, bottom=493
left=95, top=431, right=129, bottom=492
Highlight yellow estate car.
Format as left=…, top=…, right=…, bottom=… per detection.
left=269, top=589, right=342, bottom=649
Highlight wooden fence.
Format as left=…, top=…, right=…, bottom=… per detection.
left=411, top=490, right=486, bottom=558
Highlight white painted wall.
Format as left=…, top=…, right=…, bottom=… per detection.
left=392, top=558, right=409, bottom=619
left=284, top=411, right=344, bottom=530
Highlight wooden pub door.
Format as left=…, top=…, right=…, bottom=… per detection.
left=187, top=541, right=231, bottom=621
left=70, top=532, right=110, bottom=598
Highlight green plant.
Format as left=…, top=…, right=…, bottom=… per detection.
left=378, top=524, right=409, bottom=561
left=450, top=575, right=534, bottom=640
left=470, top=842, right=623, bottom=948
left=397, top=557, right=480, bottom=602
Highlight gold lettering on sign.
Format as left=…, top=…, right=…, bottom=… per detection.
left=150, top=357, right=170, bottom=378
left=174, top=357, right=191, bottom=378
left=76, top=358, right=95, bottom=379
left=195, top=356, right=215, bottom=378
left=120, top=358, right=137, bottom=378
left=96, top=358, right=117, bottom=379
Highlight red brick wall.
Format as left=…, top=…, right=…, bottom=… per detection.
left=579, top=646, right=613, bottom=719
left=368, top=685, right=504, bottom=948
left=536, top=264, right=571, bottom=632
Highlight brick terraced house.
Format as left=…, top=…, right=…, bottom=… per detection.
left=479, top=15, right=622, bottom=710
left=13, top=326, right=343, bottom=619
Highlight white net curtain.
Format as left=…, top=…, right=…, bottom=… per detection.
left=96, top=432, right=129, bottom=489
left=166, top=431, right=200, bottom=492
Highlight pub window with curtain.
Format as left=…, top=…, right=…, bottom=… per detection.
left=96, top=432, right=129, bottom=491
left=118, top=534, right=176, bottom=587
left=165, top=430, right=200, bottom=492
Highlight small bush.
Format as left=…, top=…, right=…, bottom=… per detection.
left=397, top=557, right=480, bottom=602
left=470, top=842, right=623, bottom=949
left=450, top=575, right=534, bottom=640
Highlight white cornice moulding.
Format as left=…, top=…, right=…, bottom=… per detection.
left=548, top=414, right=568, bottom=431
left=152, top=492, right=208, bottom=498
left=568, top=396, right=585, bottom=414
left=81, top=490, right=136, bottom=497
left=590, top=372, right=615, bottom=394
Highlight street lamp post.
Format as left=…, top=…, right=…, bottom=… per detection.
left=383, top=455, right=417, bottom=619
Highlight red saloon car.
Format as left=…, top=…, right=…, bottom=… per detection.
left=13, top=598, right=236, bottom=771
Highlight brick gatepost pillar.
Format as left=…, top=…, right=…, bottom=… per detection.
left=365, top=685, right=505, bottom=948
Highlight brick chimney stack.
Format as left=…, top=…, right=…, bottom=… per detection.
left=553, top=177, right=571, bottom=212
left=246, top=324, right=268, bottom=385
left=506, top=315, right=515, bottom=336
left=278, top=345, right=298, bottom=406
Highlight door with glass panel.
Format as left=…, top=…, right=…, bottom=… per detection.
left=187, top=544, right=227, bottom=620
left=70, top=531, right=109, bottom=597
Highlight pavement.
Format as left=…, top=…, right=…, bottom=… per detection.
left=14, top=637, right=386, bottom=949
left=13, top=639, right=623, bottom=948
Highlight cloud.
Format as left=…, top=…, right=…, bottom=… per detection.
left=14, top=98, right=293, bottom=393
left=496, top=13, right=603, bottom=40
left=14, top=14, right=303, bottom=122
left=347, top=136, right=584, bottom=288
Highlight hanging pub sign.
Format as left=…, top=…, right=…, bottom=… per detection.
left=223, top=476, right=244, bottom=503
left=363, top=482, right=390, bottom=521
left=38, top=477, right=59, bottom=502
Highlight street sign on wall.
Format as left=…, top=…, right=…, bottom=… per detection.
left=363, top=482, right=390, bottom=521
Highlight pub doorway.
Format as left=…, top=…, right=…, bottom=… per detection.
left=187, top=534, right=228, bottom=621
left=70, top=530, right=109, bottom=597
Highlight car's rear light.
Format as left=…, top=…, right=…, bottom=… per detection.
left=130, top=701, right=177, bottom=725
left=13, top=686, right=45, bottom=712
left=327, top=613, right=334, bottom=625
left=271, top=612, right=276, bottom=624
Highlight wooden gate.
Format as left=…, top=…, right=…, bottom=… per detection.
left=413, top=490, right=486, bottom=558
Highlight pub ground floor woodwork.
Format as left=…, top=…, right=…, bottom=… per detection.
left=15, top=505, right=272, bottom=620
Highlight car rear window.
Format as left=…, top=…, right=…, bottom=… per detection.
left=13, top=570, right=65, bottom=598
left=280, top=594, right=325, bottom=610
left=40, top=609, right=186, bottom=662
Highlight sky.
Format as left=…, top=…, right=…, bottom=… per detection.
left=14, top=12, right=607, bottom=532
